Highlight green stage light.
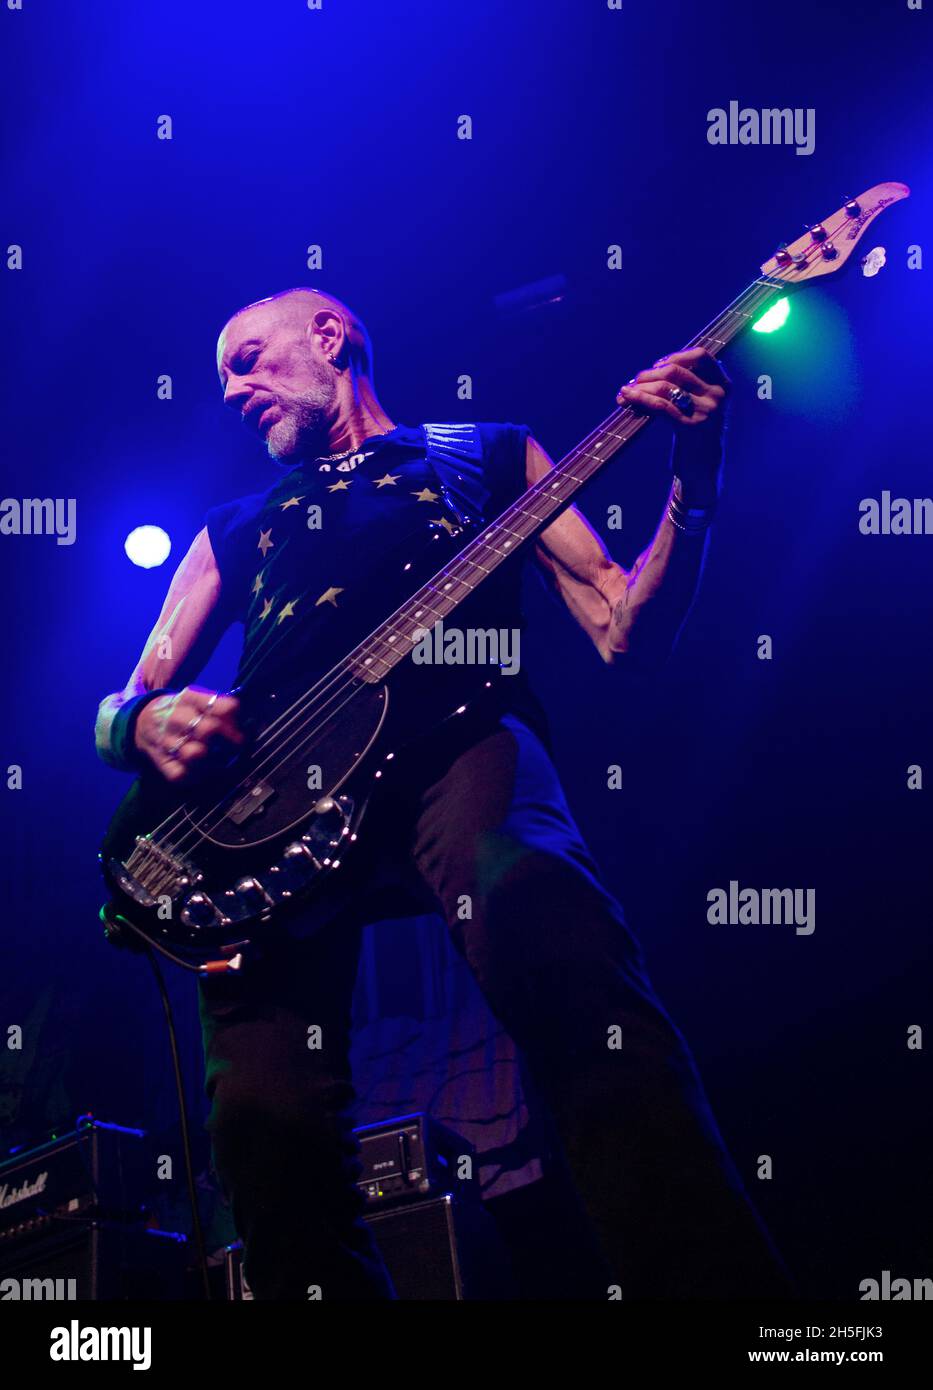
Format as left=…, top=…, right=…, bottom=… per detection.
left=752, top=297, right=791, bottom=333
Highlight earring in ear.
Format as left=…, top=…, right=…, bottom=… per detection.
left=329, top=355, right=342, bottom=372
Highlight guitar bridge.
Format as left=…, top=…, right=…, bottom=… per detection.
left=117, top=836, right=196, bottom=903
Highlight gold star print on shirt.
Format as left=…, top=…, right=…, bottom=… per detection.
left=315, top=587, right=344, bottom=608
left=223, top=420, right=508, bottom=705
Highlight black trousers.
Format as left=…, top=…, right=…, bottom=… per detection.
left=198, top=709, right=793, bottom=1300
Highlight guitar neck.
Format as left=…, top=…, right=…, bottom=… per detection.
left=345, top=273, right=785, bottom=684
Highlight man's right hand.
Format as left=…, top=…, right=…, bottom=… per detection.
left=134, top=685, right=244, bottom=783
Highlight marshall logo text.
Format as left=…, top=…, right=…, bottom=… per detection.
left=0, top=1171, right=48, bottom=1209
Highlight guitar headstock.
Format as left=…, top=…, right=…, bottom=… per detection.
left=760, top=182, right=910, bottom=283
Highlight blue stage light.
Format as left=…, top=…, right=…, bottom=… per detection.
left=125, top=525, right=171, bottom=568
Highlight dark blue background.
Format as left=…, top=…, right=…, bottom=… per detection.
left=1, top=0, right=930, bottom=1297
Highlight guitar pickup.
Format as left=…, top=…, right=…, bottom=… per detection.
left=227, top=780, right=275, bottom=825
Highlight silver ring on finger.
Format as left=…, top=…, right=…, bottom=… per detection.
left=167, top=715, right=203, bottom=757
left=182, top=692, right=217, bottom=739
left=668, top=386, right=695, bottom=416
left=168, top=693, right=218, bottom=758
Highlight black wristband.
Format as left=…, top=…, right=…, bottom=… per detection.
left=109, top=689, right=174, bottom=773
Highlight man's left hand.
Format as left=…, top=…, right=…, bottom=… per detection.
left=617, top=347, right=730, bottom=433
left=618, top=348, right=729, bottom=503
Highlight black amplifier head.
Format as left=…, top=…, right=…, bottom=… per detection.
left=0, top=1118, right=146, bottom=1247
left=354, top=1112, right=477, bottom=1207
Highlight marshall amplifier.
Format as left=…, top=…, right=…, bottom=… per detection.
left=353, top=1113, right=477, bottom=1207
left=0, top=1119, right=187, bottom=1299
left=0, top=1118, right=148, bottom=1248
left=0, top=1224, right=188, bottom=1300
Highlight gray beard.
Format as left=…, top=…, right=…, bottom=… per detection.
left=266, top=370, right=336, bottom=463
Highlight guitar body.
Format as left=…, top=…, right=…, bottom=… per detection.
left=100, top=565, right=505, bottom=968
left=101, top=676, right=385, bottom=959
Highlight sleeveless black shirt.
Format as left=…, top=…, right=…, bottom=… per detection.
left=204, top=422, right=550, bottom=747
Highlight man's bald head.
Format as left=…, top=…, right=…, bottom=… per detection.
left=222, top=287, right=373, bottom=378
left=216, top=287, right=378, bottom=463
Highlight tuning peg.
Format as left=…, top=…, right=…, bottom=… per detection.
left=774, top=245, right=792, bottom=266
left=809, top=223, right=828, bottom=242
left=821, top=242, right=838, bottom=260
left=844, top=198, right=861, bottom=217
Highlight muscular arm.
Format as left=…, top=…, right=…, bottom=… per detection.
left=527, top=434, right=718, bottom=670
left=526, top=346, right=728, bottom=669
left=95, top=527, right=240, bottom=773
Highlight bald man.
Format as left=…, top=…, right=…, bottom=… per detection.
left=96, top=288, right=792, bottom=1300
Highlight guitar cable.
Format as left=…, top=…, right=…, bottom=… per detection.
left=110, top=922, right=212, bottom=1300
left=144, top=943, right=212, bottom=1298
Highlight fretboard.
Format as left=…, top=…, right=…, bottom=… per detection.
left=347, top=274, right=785, bottom=684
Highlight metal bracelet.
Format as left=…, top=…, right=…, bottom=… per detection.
left=667, top=478, right=716, bottom=535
